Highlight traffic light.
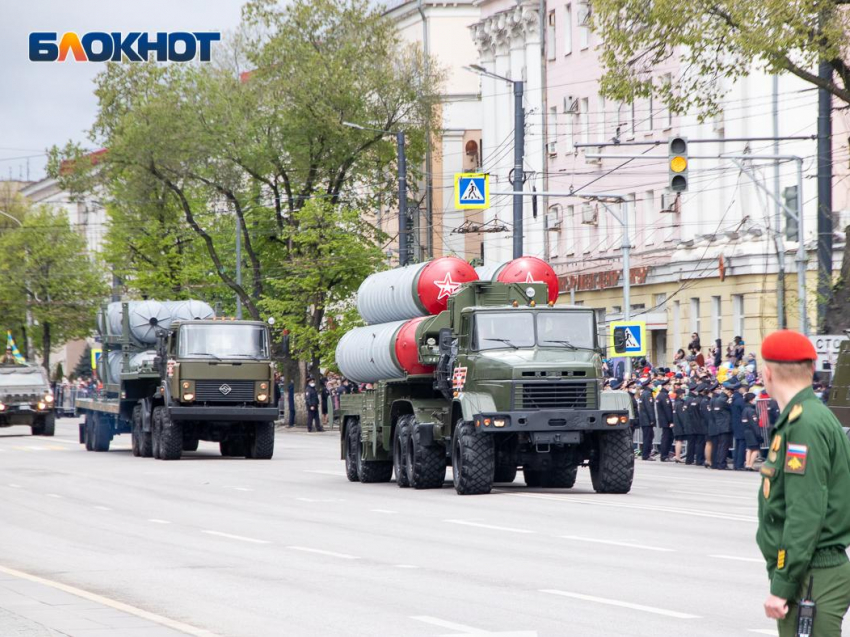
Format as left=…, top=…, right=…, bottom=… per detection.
left=783, top=185, right=799, bottom=242
left=668, top=136, right=688, bottom=192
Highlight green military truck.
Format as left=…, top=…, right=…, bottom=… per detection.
left=76, top=302, right=278, bottom=460
left=826, top=337, right=850, bottom=441
left=0, top=364, right=55, bottom=436
left=336, top=281, right=633, bottom=495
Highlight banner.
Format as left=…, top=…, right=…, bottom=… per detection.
left=5, top=331, right=26, bottom=364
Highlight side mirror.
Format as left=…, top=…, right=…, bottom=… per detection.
left=438, top=328, right=453, bottom=354
left=613, top=327, right=627, bottom=354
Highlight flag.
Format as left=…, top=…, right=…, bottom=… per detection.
left=5, top=331, right=26, bottom=364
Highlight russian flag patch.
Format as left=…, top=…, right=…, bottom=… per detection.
left=785, top=443, right=808, bottom=475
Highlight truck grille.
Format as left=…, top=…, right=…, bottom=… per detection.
left=194, top=380, right=255, bottom=402
left=513, top=381, right=597, bottom=410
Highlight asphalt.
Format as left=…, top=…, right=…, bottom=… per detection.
left=0, top=418, right=846, bottom=637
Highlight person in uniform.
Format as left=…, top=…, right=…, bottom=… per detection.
left=742, top=392, right=761, bottom=471
left=304, top=379, right=324, bottom=433
left=671, top=386, right=687, bottom=463
left=711, top=382, right=733, bottom=469
left=638, top=379, right=656, bottom=461
left=756, top=330, right=850, bottom=636
left=684, top=382, right=705, bottom=465
left=730, top=380, right=747, bottom=470
left=700, top=383, right=715, bottom=468
left=656, top=378, right=674, bottom=461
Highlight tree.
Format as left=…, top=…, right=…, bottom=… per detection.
left=0, top=206, right=107, bottom=373
left=74, top=345, right=93, bottom=379
left=592, top=0, right=850, bottom=329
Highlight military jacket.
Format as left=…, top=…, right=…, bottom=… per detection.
left=756, top=387, right=850, bottom=600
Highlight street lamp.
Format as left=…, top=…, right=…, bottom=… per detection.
left=342, top=121, right=410, bottom=266
left=464, top=64, right=525, bottom=259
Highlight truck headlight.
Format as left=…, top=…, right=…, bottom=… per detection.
left=182, top=393, right=195, bottom=402
left=493, top=417, right=508, bottom=428
left=605, top=414, right=620, bottom=426
left=44, top=394, right=54, bottom=404
left=37, top=402, right=47, bottom=411
left=0, top=403, right=5, bottom=411
left=257, top=393, right=268, bottom=403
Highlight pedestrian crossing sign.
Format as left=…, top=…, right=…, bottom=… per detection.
left=609, top=321, right=647, bottom=356
left=455, top=172, right=489, bottom=209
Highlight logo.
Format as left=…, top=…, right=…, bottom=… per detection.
left=218, top=384, right=232, bottom=396
left=29, top=32, right=221, bottom=62
left=434, top=273, right=461, bottom=300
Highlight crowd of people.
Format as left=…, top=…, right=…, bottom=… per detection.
left=602, top=332, right=830, bottom=470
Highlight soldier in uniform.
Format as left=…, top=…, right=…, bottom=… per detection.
left=700, top=383, right=715, bottom=468
left=711, top=382, right=733, bottom=469
left=756, top=330, right=850, bottom=636
left=638, top=379, right=656, bottom=461
left=656, top=378, right=674, bottom=461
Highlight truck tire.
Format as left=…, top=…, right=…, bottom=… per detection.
left=344, top=419, right=359, bottom=482
left=542, top=464, right=578, bottom=489
left=351, top=422, right=393, bottom=483
left=92, top=412, right=111, bottom=452
left=494, top=465, right=517, bottom=483
left=139, top=410, right=153, bottom=458
left=131, top=406, right=142, bottom=457
left=41, top=413, right=55, bottom=437
left=406, top=422, right=446, bottom=489
left=152, top=408, right=163, bottom=459
left=220, top=438, right=247, bottom=457
left=522, top=466, right=542, bottom=487
left=590, top=430, right=634, bottom=494
left=183, top=438, right=199, bottom=452
left=393, top=415, right=412, bottom=488
left=157, top=408, right=183, bottom=461
left=246, top=422, right=275, bottom=460
left=452, top=420, right=494, bottom=495
left=84, top=414, right=94, bottom=451
left=31, top=419, right=44, bottom=436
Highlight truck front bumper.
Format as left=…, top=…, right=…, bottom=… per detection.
left=473, top=409, right=629, bottom=443
left=169, top=406, right=279, bottom=422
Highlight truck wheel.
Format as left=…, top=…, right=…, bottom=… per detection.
left=84, top=415, right=94, bottom=451
left=152, top=408, right=163, bottom=459
left=138, top=410, right=153, bottom=458
left=393, top=415, right=412, bottom=488
left=351, top=422, right=393, bottom=483
left=41, top=413, right=55, bottom=437
left=406, top=422, right=446, bottom=489
left=131, top=406, right=142, bottom=457
left=344, top=419, right=360, bottom=482
left=590, top=430, right=634, bottom=494
left=92, top=413, right=111, bottom=452
left=542, top=464, right=578, bottom=489
left=247, top=422, right=275, bottom=460
left=220, top=438, right=247, bottom=457
left=158, top=408, right=183, bottom=461
left=183, top=438, right=199, bottom=452
left=494, top=465, right=517, bottom=483
left=522, top=466, right=542, bottom=487
left=451, top=420, right=494, bottom=495
left=31, top=420, right=44, bottom=436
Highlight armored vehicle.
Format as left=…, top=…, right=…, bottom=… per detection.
left=0, top=364, right=54, bottom=436
left=336, top=271, right=633, bottom=495
left=76, top=302, right=278, bottom=460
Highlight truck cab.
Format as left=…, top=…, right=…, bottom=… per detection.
left=0, top=364, right=55, bottom=436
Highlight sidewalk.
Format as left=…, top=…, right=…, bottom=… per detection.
left=0, top=567, right=202, bottom=637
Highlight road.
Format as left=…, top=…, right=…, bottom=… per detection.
left=0, top=419, right=845, bottom=637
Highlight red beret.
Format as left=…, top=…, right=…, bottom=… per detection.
left=761, top=329, right=817, bottom=362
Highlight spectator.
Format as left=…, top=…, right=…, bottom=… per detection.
left=713, top=338, right=723, bottom=368
left=742, top=392, right=761, bottom=470
left=305, top=378, right=323, bottom=432
left=287, top=379, right=296, bottom=428
left=733, top=336, right=745, bottom=362
left=656, top=378, right=674, bottom=461
left=638, top=379, right=656, bottom=461
left=320, top=375, right=330, bottom=427
left=730, top=380, right=747, bottom=470
left=688, top=333, right=701, bottom=354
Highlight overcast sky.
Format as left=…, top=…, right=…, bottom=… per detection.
left=0, top=0, right=246, bottom=181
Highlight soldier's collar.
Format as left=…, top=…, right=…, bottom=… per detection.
left=774, top=386, right=816, bottom=430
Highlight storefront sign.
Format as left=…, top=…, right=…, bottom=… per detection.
left=809, top=334, right=848, bottom=373
left=559, top=267, right=649, bottom=293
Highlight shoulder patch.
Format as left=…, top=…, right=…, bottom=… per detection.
left=760, top=466, right=776, bottom=478
left=789, top=404, right=803, bottom=422
left=777, top=549, right=786, bottom=570
left=785, top=443, right=808, bottom=475
left=763, top=478, right=771, bottom=499
left=771, top=435, right=782, bottom=452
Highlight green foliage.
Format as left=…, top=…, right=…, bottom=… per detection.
left=593, top=0, right=850, bottom=119
left=0, top=206, right=108, bottom=372
left=74, top=345, right=93, bottom=379
left=53, top=362, right=64, bottom=383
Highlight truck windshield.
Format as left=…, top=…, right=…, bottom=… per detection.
left=0, top=367, right=48, bottom=387
left=177, top=324, right=269, bottom=359
left=474, top=312, right=595, bottom=351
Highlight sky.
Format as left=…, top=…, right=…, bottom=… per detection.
left=0, top=0, right=246, bottom=181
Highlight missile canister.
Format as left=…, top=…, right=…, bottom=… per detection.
left=335, top=316, right=434, bottom=384
left=163, top=300, right=215, bottom=322
left=356, top=257, right=478, bottom=325
left=475, top=256, right=559, bottom=304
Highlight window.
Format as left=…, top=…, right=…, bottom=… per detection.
left=548, top=106, right=558, bottom=155
left=732, top=294, right=745, bottom=337
left=580, top=97, right=589, bottom=144
left=673, top=300, right=681, bottom=349
left=647, top=94, right=654, bottom=131
left=630, top=101, right=636, bottom=136
left=564, top=4, right=572, bottom=55
left=578, top=1, right=590, bottom=49
left=711, top=296, right=722, bottom=340
left=662, top=73, right=673, bottom=129
left=597, top=95, right=606, bottom=143
left=547, top=11, right=556, bottom=60
left=653, top=293, right=667, bottom=311
left=690, top=298, right=701, bottom=335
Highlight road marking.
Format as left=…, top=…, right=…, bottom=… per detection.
left=540, top=590, right=700, bottom=619
left=8, top=483, right=21, bottom=488
left=748, top=630, right=778, bottom=636
left=558, top=535, right=675, bottom=552
left=411, top=616, right=487, bottom=634
left=0, top=564, right=218, bottom=637
left=709, top=554, right=763, bottom=563
left=670, top=490, right=754, bottom=501
left=286, top=546, right=359, bottom=560
left=296, top=497, right=344, bottom=503
left=303, top=470, right=341, bottom=476
left=148, top=519, right=171, bottom=524
left=504, top=492, right=757, bottom=523
left=444, top=520, right=535, bottom=534
left=93, top=506, right=111, bottom=511
left=224, top=486, right=253, bottom=492
left=26, top=446, right=48, bottom=451
left=47, top=445, right=66, bottom=451
left=371, top=509, right=398, bottom=514
left=201, top=530, right=270, bottom=544
left=45, top=438, right=78, bottom=445
left=46, top=493, right=62, bottom=498
left=395, top=564, right=419, bottom=569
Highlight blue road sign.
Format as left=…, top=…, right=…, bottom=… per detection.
left=455, top=172, right=489, bottom=209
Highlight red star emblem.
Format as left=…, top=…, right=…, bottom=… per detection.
left=524, top=273, right=540, bottom=284
left=434, top=273, right=461, bottom=300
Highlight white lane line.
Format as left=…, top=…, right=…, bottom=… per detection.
left=296, top=497, right=345, bottom=503
left=395, top=564, right=419, bottom=569
left=505, top=492, right=757, bottom=523
left=670, top=490, right=754, bottom=501
left=224, top=486, right=253, bottom=492
left=93, top=506, right=111, bottom=511
left=411, top=615, right=487, bottom=634
left=709, top=554, right=763, bottom=563
left=302, top=470, right=341, bottom=476
left=0, top=564, right=218, bottom=636
left=371, top=509, right=398, bottom=514
left=45, top=493, right=62, bottom=498
left=286, top=546, right=359, bottom=560
left=559, top=535, right=675, bottom=553
left=748, top=630, right=778, bottom=636
left=26, top=446, right=48, bottom=451
left=201, top=530, right=270, bottom=544
left=445, top=519, right=535, bottom=534
left=148, top=519, right=171, bottom=525
left=8, top=484, right=21, bottom=488
left=44, top=438, right=78, bottom=445
left=540, top=590, right=700, bottom=619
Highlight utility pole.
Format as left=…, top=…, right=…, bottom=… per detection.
left=772, top=75, right=786, bottom=329
left=817, top=60, right=833, bottom=331
left=235, top=215, right=242, bottom=319
left=416, top=0, right=433, bottom=258
left=512, top=80, right=525, bottom=259
left=397, top=131, right=409, bottom=266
